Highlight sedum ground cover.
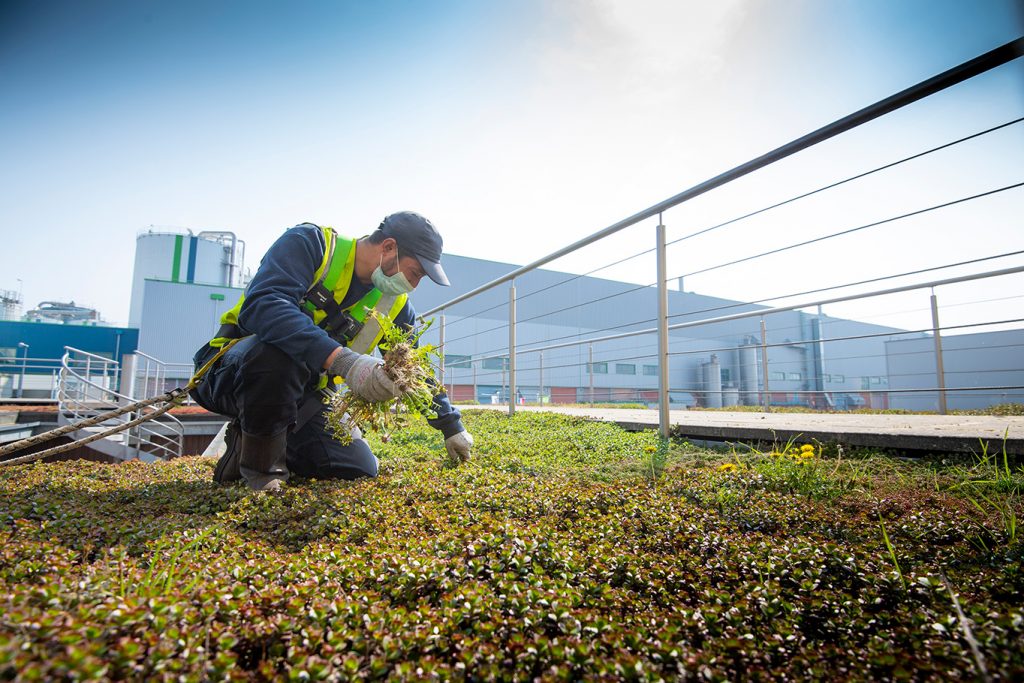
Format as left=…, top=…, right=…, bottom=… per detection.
left=1, top=411, right=1022, bottom=681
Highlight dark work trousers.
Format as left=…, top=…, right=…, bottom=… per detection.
left=191, top=337, right=378, bottom=480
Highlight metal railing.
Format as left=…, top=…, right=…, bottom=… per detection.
left=423, top=38, right=1024, bottom=437
left=59, top=347, right=184, bottom=461
left=0, top=356, right=63, bottom=401
left=129, top=351, right=196, bottom=404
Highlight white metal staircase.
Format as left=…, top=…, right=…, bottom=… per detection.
left=58, top=347, right=184, bottom=462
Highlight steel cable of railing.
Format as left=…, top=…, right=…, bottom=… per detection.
left=492, top=253, right=1024, bottom=360
left=459, top=345, right=1024, bottom=396
left=873, top=341, right=1024, bottom=359
left=423, top=38, right=1024, bottom=320
left=450, top=121, right=1024, bottom=335
left=460, top=116, right=1024, bottom=326
left=430, top=42, right=1024, bottom=423
left=887, top=367, right=1024, bottom=378
left=663, top=385, right=1024, bottom=397
left=458, top=116, right=1024, bottom=329
left=441, top=320, right=514, bottom=348
left=454, top=336, right=1024, bottom=398
left=506, top=117, right=1024, bottom=314
left=440, top=236, right=662, bottom=331
left=663, top=116, right=1024, bottom=250
left=676, top=182, right=1024, bottom=281
left=446, top=362, right=1022, bottom=400
left=455, top=250, right=1024, bottom=361
left=490, top=264, right=1024, bottom=358
left=665, top=317, right=1024, bottom=356
left=436, top=132, right=1019, bottom=348
left=664, top=249, right=1024, bottom=322
left=476, top=314, right=1024, bottom=374
left=441, top=280, right=657, bottom=348
left=808, top=293, right=1024, bottom=328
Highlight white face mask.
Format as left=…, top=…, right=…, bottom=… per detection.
left=371, top=247, right=415, bottom=296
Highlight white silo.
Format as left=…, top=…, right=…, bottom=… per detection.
left=128, top=229, right=245, bottom=328
left=739, top=338, right=760, bottom=405
left=702, top=354, right=723, bottom=408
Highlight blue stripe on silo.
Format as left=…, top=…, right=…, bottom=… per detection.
left=186, top=236, right=198, bottom=283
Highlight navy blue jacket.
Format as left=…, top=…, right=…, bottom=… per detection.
left=236, top=224, right=464, bottom=438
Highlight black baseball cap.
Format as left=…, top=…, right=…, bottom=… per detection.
left=378, top=211, right=450, bottom=286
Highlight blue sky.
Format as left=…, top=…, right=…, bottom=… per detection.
left=1, top=0, right=1022, bottom=334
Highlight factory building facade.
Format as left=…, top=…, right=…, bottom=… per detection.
left=5, top=228, right=1015, bottom=411
left=0, top=320, right=138, bottom=399
left=131, top=230, right=934, bottom=410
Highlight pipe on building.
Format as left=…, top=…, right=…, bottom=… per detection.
left=197, top=231, right=239, bottom=287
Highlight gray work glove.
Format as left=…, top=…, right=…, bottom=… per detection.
left=445, top=430, right=474, bottom=463
left=328, top=347, right=401, bottom=403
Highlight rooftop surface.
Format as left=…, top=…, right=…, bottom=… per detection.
left=468, top=406, right=1024, bottom=455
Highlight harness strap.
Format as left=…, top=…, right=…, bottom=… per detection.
left=348, top=295, right=398, bottom=354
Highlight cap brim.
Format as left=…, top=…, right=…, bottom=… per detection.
left=417, top=256, right=450, bottom=286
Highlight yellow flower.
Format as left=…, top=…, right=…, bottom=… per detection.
left=769, top=451, right=783, bottom=458
left=718, top=463, right=738, bottom=472
left=801, top=444, right=814, bottom=452
left=643, top=445, right=657, bottom=453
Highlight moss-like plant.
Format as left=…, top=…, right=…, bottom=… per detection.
left=325, top=310, right=439, bottom=444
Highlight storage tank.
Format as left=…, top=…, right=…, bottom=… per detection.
left=723, top=384, right=740, bottom=407
left=129, top=230, right=245, bottom=328
left=0, top=289, right=22, bottom=321
left=739, top=338, right=759, bottom=405
left=702, top=354, right=723, bottom=408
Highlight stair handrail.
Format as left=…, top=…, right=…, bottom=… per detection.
left=133, top=350, right=197, bottom=405
left=59, top=347, right=184, bottom=460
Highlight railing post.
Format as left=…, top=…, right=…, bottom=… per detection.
left=120, top=354, right=137, bottom=399
left=588, top=344, right=594, bottom=405
left=760, top=317, right=771, bottom=412
left=84, top=355, right=92, bottom=401
left=17, top=350, right=28, bottom=399
left=472, top=361, right=477, bottom=405
left=538, top=351, right=544, bottom=406
left=439, top=312, right=446, bottom=392
left=656, top=219, right=671, bottom=438
left=930, top=290, right=948, bottom=414
left=509, top=281, right=516, bottom=417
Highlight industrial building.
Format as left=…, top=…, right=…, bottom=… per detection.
left=4, top=227, right=1018, bottom=411
left=1, top=285, right=137, bottom=399
left=128, top=228, right=933, bottom=410
left=886, top=329, right=1024, bottom=411
left=403, top=254, right=910, bottom=409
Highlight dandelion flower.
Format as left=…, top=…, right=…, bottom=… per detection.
left=718, top=463, right=738, bottom=472
left=801, top=444, right=815, bottom=452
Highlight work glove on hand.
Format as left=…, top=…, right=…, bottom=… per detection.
left=445, top=430, right=474, bottom=463
left=328, top=347, right=401, bottom=403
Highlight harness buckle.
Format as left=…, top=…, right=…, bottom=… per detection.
left=326, top=311, right=364, bottom=345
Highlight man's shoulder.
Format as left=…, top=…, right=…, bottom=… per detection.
left=274, top=223, right=328, bottom=252
left=284, top=222, right=324, bottom=238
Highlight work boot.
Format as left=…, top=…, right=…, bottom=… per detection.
left=239, top=430, right=289, bottom=492
left=212, top=420, right=242, bottom=484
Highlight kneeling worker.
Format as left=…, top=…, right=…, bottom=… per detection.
left=190, top=212, right=473, bottom=491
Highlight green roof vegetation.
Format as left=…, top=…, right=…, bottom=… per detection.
left=1, top=411, right=1021, bottom=679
